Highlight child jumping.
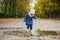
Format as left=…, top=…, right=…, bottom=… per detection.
left=24, top=9, right=37, bottom=33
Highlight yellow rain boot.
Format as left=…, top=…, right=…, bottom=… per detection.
left=26, top=29, right=29, bottom=33
left=30, top=30, right=32, bottom=34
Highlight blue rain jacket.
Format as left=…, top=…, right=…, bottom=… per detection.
left=24, top=14, right=36, bottom=25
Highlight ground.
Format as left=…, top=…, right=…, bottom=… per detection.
left=0, top=18, right=60, bottom=40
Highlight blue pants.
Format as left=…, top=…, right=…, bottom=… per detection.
left=26, top=24, right=32, bottom=30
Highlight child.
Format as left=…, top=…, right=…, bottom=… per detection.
left=24, top=10, right=37, bottom=33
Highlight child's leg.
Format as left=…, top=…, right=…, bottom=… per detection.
left=26, top=23, right=29, bottom=29
left=30, top=24, right=32, bottom=33
left=27, top=25, right=29, bottom=29
left=26, top=25, right=30, bottom=32
left=30, top=24, right=32, bottom=30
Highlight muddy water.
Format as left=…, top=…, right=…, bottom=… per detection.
left=0, top=18, right=60, bottom=40
left=0, top=29, right=60, bottom=40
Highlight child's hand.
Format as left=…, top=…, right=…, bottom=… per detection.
left=34, top=17, right=37, bottom=19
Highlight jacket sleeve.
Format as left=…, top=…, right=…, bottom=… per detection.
left=32, top=16, right=37, bottom=19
